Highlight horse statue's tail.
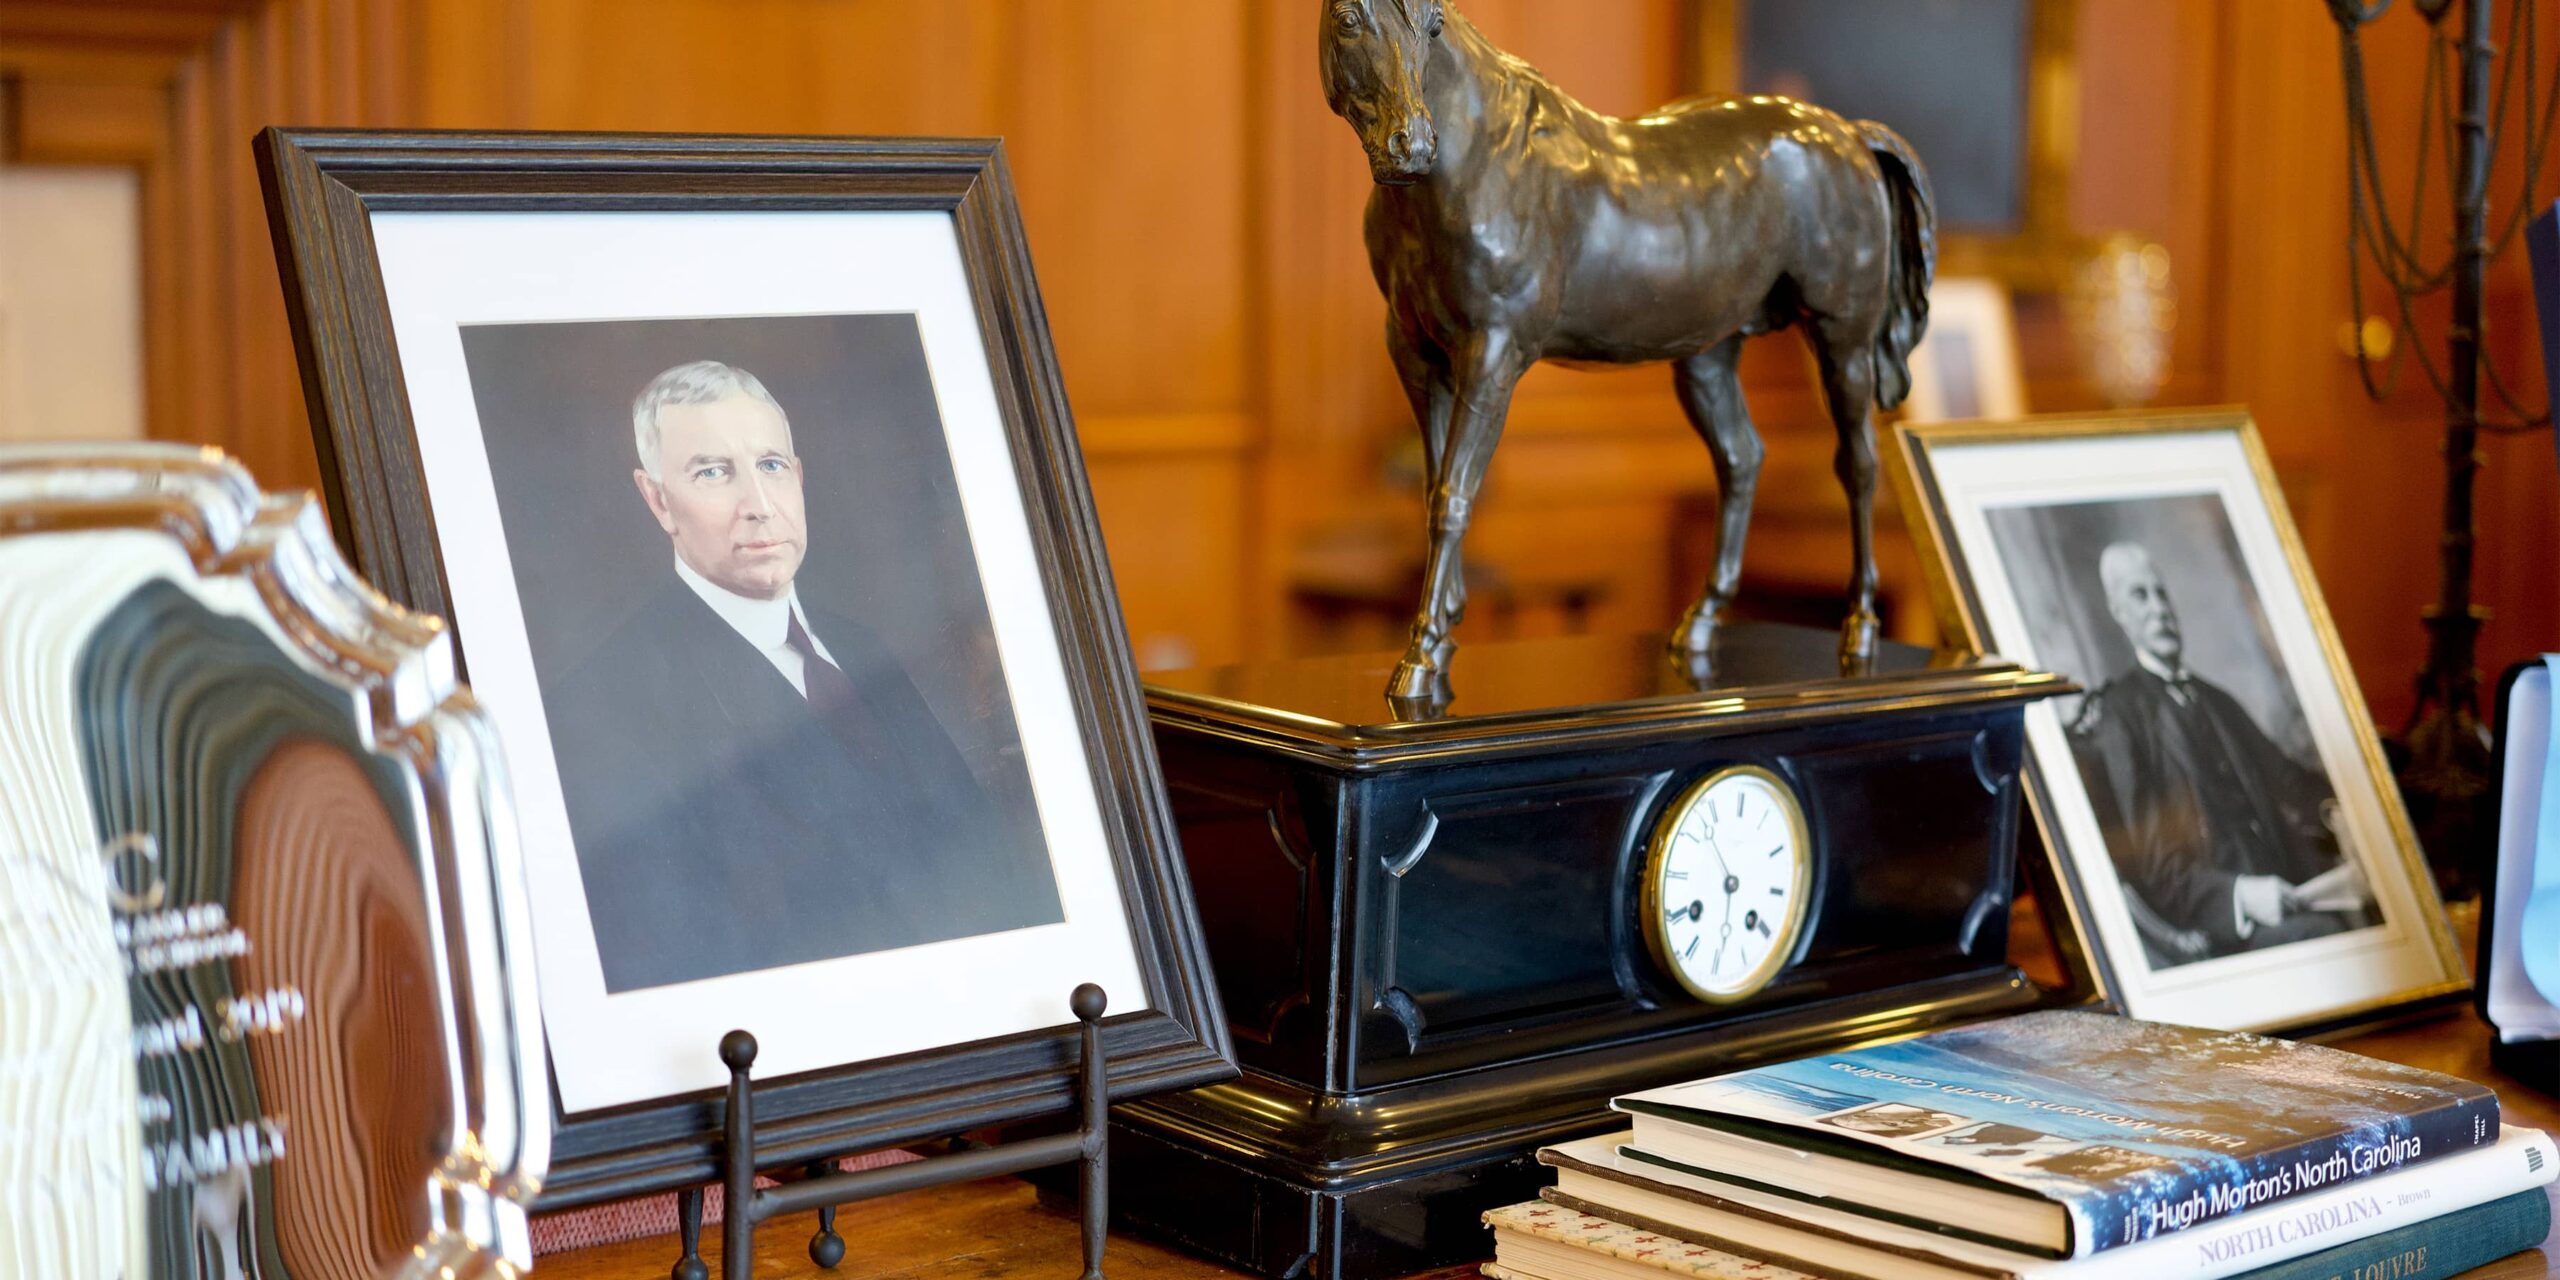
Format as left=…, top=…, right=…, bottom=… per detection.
left=1855, top=119, right=1936, bottom=410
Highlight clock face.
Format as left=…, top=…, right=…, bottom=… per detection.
left=1641, top=765, right=1813, bottom=1003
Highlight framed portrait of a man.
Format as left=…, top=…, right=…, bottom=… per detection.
left=256, top=129, right=1231, bottom=1205
left=461, top=322, right=1065, bottom=999
left=1888, top=410, right=2465, bottom=1032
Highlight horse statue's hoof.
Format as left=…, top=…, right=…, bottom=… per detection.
left=1387, top=684, right=1454, bottom=721
left=1669, top=603, right=1725, bottom=661
left=1671, top=644, right=1716, bottom=690
left=1387, top=656, right=1442, bottom=701
left=1837, top=611, right=1879, bottom=677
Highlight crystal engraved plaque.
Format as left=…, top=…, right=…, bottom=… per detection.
left=0, top=444, right=547, bottom=1278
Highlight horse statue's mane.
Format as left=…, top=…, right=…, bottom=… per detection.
left=1441, top=11, right=1702, bottom=133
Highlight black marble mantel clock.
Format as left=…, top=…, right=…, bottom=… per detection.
left=1102, top=625, right=2075, bottom=1279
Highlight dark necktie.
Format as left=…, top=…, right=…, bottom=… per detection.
left=785, top=612, right=869, bottom=753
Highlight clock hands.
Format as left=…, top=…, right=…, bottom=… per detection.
left=1713, top=837, right=1738, bottom=972
left=1649, top=773, right=1806, bottom=1001
left=1654, top=775, right=1803, bottom=993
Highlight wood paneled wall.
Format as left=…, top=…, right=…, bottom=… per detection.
left=5, top=0, right=2553, bottom=731
left=3, top=0, right=413, bottom=489
left=408, top=1, right=1264, bottom=667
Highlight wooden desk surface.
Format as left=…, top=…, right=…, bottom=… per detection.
left=533, top=1003, right=2558, bottom=1280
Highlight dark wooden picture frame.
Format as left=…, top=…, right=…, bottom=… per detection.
left=254, top=128, right=1233, bottom=1208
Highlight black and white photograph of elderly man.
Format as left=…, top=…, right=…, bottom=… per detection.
left=1983, top=494, right=2381, bottom=972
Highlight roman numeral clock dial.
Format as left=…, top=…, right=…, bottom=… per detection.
left=1640, top=765, right=1812, bottom=1003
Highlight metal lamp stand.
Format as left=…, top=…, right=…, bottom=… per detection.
left=2327, top=0, right=2557, bottom=896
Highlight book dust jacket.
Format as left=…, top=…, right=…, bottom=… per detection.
left=1616, top=1011, right=2498, bottom=1253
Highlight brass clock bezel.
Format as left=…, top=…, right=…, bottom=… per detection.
left=1639, top=763, right=1814, bottom=1004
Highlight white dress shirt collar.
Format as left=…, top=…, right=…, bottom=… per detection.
left=2133, top=646, right=2187, bottom=684
left=2133, top=646, right=2193, bottom=705
left=672, top=555, right=834, bottom=695
left=675, top=553, right=801, bottom=645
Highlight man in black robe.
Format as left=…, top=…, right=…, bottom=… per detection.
left=2066, top=542, right=2369, bottom=967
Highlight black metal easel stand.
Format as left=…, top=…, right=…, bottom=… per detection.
left=669, top=983, right=1113, bottom=1280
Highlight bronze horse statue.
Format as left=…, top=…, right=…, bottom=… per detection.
left=1320, top=0, right=1935, bottom=700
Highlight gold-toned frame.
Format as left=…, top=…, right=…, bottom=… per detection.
left=1883, top=407, right=2469, bottom=1034
left=1691, top=0, right=2084, bottom=292
left=1639, top=763, right=1816, bottom=1005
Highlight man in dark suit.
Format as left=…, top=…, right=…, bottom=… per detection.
left=2067, top=541, right=2370, bottom=967
left=549, top=360, right=1061, bottom=992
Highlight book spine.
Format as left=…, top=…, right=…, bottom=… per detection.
left=2089, top=1091, right=2503, bottom=1252
left=2055, top=1131, right=2556, bottom=1280
left=2236, top=1188, right=2549, bottom=1280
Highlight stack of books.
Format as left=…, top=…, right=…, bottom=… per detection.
left=1485, top=1011, right=2557, bottom=1280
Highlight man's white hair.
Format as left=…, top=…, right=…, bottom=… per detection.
left=2097, top=540, right=2156, bottom=594
left=631, top=360, right=792, bottom=479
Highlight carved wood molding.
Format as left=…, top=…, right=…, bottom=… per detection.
left=0, top=1, right=255, bottom=49
left=0, top=0, right=416, bottom=491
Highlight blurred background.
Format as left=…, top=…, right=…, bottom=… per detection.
left=2, top=0, right=2554, bottom=737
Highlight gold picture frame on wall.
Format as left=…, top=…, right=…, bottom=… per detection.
left=1886, top=409, right=2467, bottom=1034
left=1692, top=0, right=2083, bottom=291
left=1903, top=277, right=2029, bottom=423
